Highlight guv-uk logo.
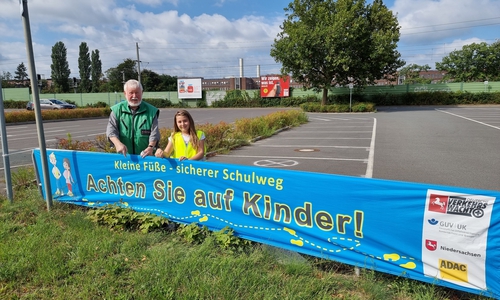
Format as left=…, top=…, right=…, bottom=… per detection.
left=428, top=194, right=487, bottom=218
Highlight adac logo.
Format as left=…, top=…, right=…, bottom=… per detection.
left=439, top=259, right=469, bottom=283
left=428, top=194, right=448, bottom=213
left=425, top=239, right=437, bottom=251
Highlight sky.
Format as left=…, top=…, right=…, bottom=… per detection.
left=1, top=0, right=500, bottom=81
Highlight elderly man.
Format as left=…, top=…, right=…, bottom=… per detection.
left=106, top=79, right=160, bottom=158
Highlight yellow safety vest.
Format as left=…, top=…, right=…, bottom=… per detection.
left=170, top=130, right=205, bottom=159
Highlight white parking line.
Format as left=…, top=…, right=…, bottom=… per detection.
left=273, top=137, right=371, bottom=140
left=436, top=109, right=500, bottom=130
left=309, top=117, right=351, bottom=121
left=254, top=145, right=369, bottom=149
left=365, top=118, right=376, bottom=178
left=214, top=154, right=367, bottom=162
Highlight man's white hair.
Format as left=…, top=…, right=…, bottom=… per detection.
left=124, top=79, right=143, bottom=92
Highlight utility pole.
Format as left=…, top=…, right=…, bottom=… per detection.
left=136, top=42, right=141, bottom=85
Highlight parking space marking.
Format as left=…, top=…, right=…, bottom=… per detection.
left=365, top=118, right=376, bottom=178
left=284, top=130, right=372, bottom=133
left=254, top=159, right=298, bottom=167
left=214, top=154, right=367, bottom=162
left=436, top=109, right=500, bottom=130
left=275, top=137, right=371, bottom=140
left=253, top=145, right=369, bottom=149
left=310, top=117, right=350, bottom=121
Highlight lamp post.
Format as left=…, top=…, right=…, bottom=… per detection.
left=349, top=83, right=353, bottom=112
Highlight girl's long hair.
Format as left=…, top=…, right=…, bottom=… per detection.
left=173, top=110, right=200, bottom=151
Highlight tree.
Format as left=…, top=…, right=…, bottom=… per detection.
left=2, top=71, right=12, bottom=81
left=271, top=0, right=404, bottom=105
left=399, top=64, right=431, bottom=84
left=78, top=42, right=92, bottom=93
left=489, top=40, right=500, bottom=81
left=141, top=69, right=162, bottom=91
left=436, top=42, right=500, bottom=82
left=51, top=41, right=71, bottom=93
left=103, top=58, right=137, bottom=92
left=1, top=71, right=13, bottom=88
left=158, top=74, right=178, bottom=91
left=91, top=49, right=102, bottom=93
left=14, top=62, right=29, bottom=81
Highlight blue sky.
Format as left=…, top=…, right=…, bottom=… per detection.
left=1, top=0, right=499, bottom=81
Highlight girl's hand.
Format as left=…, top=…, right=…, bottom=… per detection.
left=155, top=148, right=165, bottom=158
left=179, top=156, right=187, bottom=161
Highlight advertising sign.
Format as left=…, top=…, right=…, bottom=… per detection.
left=260, top=75, right=290, bottom=98
left=178, top=78, right=202, bottom=99
left=32, top=149, right=500, bottom=299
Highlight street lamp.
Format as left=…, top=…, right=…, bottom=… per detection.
left=349, top=83, right=354, bottom=112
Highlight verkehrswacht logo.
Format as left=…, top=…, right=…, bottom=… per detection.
left=428, top=194, right=487, bottom=218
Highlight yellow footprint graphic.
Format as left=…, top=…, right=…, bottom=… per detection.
left=383, top=253, right=400, bottom=262
left=400, top=262, right=416, bottom=269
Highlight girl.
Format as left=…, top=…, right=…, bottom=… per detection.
left=155, top=110, right=205, bottom=161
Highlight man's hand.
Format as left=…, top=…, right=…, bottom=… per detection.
left=115, top=143, right=127, bottom=157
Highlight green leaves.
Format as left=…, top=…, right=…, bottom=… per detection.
left=271, top=0, right=404, bottom=105
left=51, top=41, right=72, bottom=93
left=436, top=42, right=500, bottom=82
left=86, top=202, right=170, bottom=233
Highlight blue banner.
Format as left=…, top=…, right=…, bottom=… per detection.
left=33, top=149, right=500, bottom=298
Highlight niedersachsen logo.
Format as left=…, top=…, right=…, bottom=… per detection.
left=428, top=194, right=487, bottom=218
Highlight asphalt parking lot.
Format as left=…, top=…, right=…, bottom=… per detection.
left=209, top=113, right=375, bottom=177
left=209, top=106, right=500, bottom=192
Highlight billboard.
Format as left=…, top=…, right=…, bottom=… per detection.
left=260, top=75, right=290, bottom=98
left=178, top=78, right=202, bottom=99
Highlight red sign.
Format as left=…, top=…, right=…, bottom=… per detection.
left=428, top=194, right=449, bottom=213
left=260, top=75, right=290, bottom=98
left=425, top=239, right=437, bottom=251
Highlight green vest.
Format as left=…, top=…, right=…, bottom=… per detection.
left=111, top=101, right=159, bottom=155
left=170, top=130, right=205, bottom=159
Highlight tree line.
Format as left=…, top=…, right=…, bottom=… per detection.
left=1, top=41, right=178, bottom=94
left=2, top=0, right=500, bottom=101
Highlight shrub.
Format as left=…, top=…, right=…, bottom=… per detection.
left=143, top=98, right=173, bottom=108
left=11, top=166, right=37, bottom=191
left=56, top=133, right=97, bottom=151
left=86, top=202, right=172, bottom=233
left=86, top=101, right=109, bottom=108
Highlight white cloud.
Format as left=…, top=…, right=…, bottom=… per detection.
left=390, top=0, right=500, bottom=67
left=0, top=0, right=283, bottom=78
left=131, top=0, right=179, bottom=6
left=392, top=0, right=500, bottom=44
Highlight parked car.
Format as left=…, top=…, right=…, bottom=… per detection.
left=48, top=99, right=76, bottom=109
left=26, top=99, right=76, bottom=110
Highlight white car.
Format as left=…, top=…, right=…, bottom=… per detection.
left=26, top=99, right=75, bottom=110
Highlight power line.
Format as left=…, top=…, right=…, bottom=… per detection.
left=401, top=16, right=500, bottom=31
